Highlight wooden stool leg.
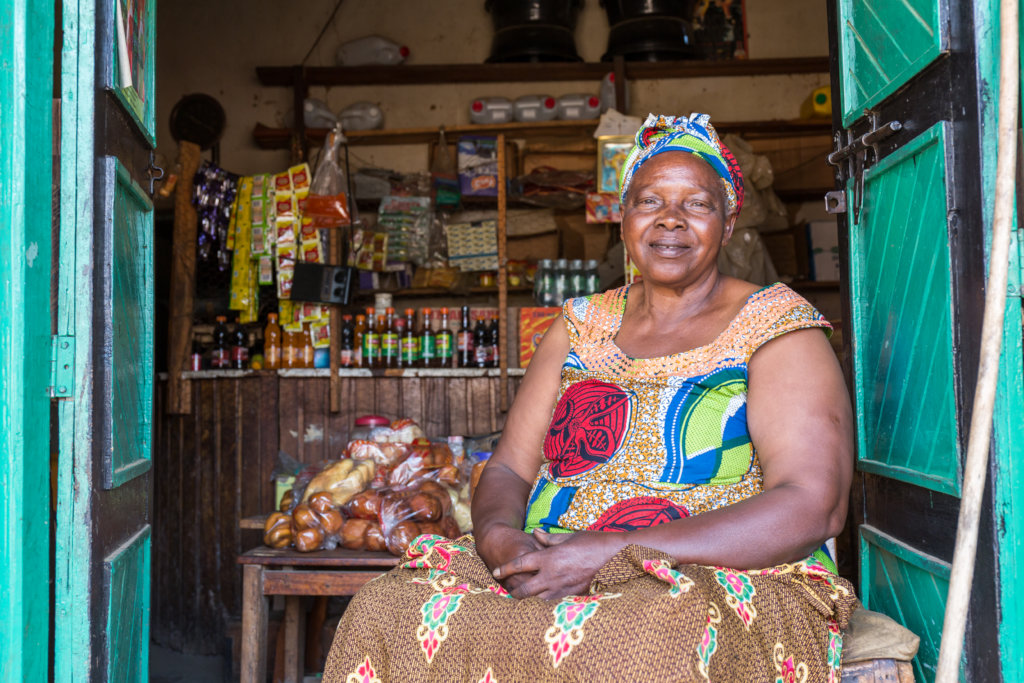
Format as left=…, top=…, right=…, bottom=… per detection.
left=283, top=596, right=306, bottom=683
left=241, top=565, right=268, bottom=683
left=306, top=596, right=329, bottom=670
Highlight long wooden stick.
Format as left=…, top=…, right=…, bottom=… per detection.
left=166, top=141, right=201, bottom=414
left=497, top=134, right=509, bottom=412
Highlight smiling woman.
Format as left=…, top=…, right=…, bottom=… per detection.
left=323, top=114, right=858, bottom=683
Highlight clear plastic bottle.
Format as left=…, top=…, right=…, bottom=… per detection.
left=334, top=35, right=409, bottom=66
left=584, top=259, right=601, bottom=295
left=338, top=101, right=384, bottom=131
left=469, top=97, right=515, bottom=124
left=533, top=259, right=552, bottom=306
left=556, top=94, right=601, bottom=121
left=264, top=313, right=282, bottom=370
left=553, top=258, right=569, bottom=305
left=513, top=95, right=558, bottom=122
left=568, top=259, right=585, bottom=299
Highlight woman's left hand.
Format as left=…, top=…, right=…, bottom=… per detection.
left=493, top=529, right=626, bottom=600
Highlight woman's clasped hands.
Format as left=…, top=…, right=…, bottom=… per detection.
left=491, top=529, right=625, bottom=600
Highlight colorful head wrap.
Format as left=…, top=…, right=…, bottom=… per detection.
left=617, top=113, right=744, bottom=214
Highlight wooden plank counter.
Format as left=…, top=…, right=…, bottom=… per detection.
left=151, top=369, right=522, bottom=654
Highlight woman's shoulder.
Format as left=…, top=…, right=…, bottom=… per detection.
left=561, top=286, right=628, bottom=343
left=733, top=282, right=832, bottom=356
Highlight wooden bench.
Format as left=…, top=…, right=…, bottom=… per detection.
left=238, top=546, right=399, bottom=683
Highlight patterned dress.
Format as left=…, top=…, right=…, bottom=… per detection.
left=325, top=283, right=857, bottom=683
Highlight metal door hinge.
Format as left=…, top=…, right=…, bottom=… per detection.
left=1009, top=228, right=1024, bottom=298
left=50, top=335, right=74, bottom=398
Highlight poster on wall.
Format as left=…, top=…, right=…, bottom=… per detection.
left=112, top=0, right=155, bottom=143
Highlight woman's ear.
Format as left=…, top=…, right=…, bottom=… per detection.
left=721, top=209, right=739, bottom=245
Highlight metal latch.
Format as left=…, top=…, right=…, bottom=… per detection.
left=50, top=335, right=74, bottom=398
left=827, top=115, right=903, bottom=221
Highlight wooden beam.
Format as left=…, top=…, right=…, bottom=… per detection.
left=166, top=141, right=201, bottom=414
left=240, top=565, right=268, bottom=683
left=261, top=570, right=387, bottom=596
left=496, top=134, right=509, bottom=413
left=256, top=57, right=830, bottom=87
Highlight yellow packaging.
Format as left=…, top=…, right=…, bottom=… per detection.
left=257, top=254, right=274, bottom=285
left=309, top=320, right=331, bottom=349
left=276, top=220, right=297, bottom=247
left=273, top=171, right=292, bottom=196
left=229, top=177, right=255, bottom=312
left=289, top=163, right=312, bottom=192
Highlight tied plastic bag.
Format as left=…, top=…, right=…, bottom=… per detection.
left=378, top=480, right=462, bottom=556
left=305, top=124, right=352, bottom=229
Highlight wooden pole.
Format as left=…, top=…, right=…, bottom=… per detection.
left=329, top=228, right=342, bottom=412
left=613, top=55, right=627, bottom=113
left=496, top=134, right=509, bottom=412
left=166, top=141, right=201, bottom=414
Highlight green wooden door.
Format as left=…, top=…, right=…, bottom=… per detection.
left=831, top=0, right=1018, bottom=680
left=56, top=0, right=157, bottom=680
left=0, top=1, right=55, bottom=680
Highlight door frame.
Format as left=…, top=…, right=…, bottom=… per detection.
left=0, top=1, right=55, bottom=681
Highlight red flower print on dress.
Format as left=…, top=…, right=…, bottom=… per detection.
left=589, top=496, right=690, bottom=532
left=345, top=656, right=381, bottom=683
left=544, top=379, right=633, bottom=478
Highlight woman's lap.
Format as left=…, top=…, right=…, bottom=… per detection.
left=323, top=535, right=856, bottom=683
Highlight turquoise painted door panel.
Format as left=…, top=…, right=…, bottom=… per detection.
left=860, top=525, right=955, bottom=682
left=105, top=526, right=151, bottom=682
left=56, top=0, right=155, bottom=678
left=837, top=0, right=948, bottom=125
left=103, top=0, right=156, bottom=145
left=103, top=158, right=154, bottom=489
left=849, top=123, right=960, bottom=496
left=0, top=1, right=54, bottom=680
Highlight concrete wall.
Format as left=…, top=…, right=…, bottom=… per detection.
left=155, top=0, right=830, bottom=177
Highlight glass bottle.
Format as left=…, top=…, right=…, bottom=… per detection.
left=362, top=312, right=379, bottom=369
left=488, top=314, right=500, bottom=368
left=339, top=314, right=355, bottom=368
left=264, top=313, right=281, bottom=370
left=568, top=259, right=584, bottom=299
left=231, top=320, right=249, bottom=369
left=437, top=307, right=454, bottom=368
left=473, top=312, right=488, bottom=368
left=456, top=305, right=473, bottom=368
left=212, top=315, right=229, bottom=369
left=420, top=307, right=436, bottom=368
left=534, top=259, right=551, bottom=306
left=584, top=259, right=600, bottom=295
left=553, top=258, right=569, bottom=305
left=353, top=314, right=367, bottom=368
left=381, top=307, right=398, bottom=368
left=400, top=308, right=418, bottom=368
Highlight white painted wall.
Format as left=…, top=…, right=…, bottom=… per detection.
left=155, top=0, right=830, bottom=177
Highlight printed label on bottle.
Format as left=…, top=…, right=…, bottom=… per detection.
left=231, top=346, right=249, bottom=363
left=401, top=338, right=417, bottom=363
left=340, top=349, right=354, bottom=367
left=382, top=332, right=398, bottom=357
left=190, top=353, right=203, bottom=371
left=474, top=345, right=488, bottom=365
left=265, top=346, right=281, bottom=368
left=437, top=335, right=452, bottom=358
left=421, top=337, right=436, bottom=361
left=211, top=348, right=228, bottom=369
left=457, top=331, right=473, bottom=352
left=363, top=334, right=380, bottom=361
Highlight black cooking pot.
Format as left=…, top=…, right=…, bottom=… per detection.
left=485, top=0, right=584, bottom=63
left=601, top=0, right=700, bottom=61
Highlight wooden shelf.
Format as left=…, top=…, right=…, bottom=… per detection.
left=255, top=57, right=829, bottom=87
left=253, top=119, right=832, bottom=150
left=354, top=285, right=533, bottom=300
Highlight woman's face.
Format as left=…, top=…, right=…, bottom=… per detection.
left=621, top=151, right=737, bottom=289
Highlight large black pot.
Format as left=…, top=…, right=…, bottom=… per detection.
left=601, top=0, right=700, bottom=61
left=485, top=0, right=584, bottom=63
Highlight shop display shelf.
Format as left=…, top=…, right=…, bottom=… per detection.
left=252, top=119, right=832, bottom=150
left=255, top=57, right=829, bottom=88
left=277, top=367, right=527, bottom=378
left=353, top=285, right=533, bottom=300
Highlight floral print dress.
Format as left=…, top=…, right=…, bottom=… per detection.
left=324, top=283, right=857, bottom=683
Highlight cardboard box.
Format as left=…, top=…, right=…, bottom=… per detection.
left=807, top=220, right=840, bottom=281
left=519, top=307, right=561, bottom=368
left=507, top=231, right=559, bottom=261
left=557, top=212, right=611, bottom=262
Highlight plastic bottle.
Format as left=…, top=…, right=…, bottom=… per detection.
left=263, top=313, right=281, bottom=370
left=469, top=97, right=514, bottom=124
left=584, top=259, right=601, bottom=295
left=553, top=258, right=569, bottom=304
left=599, top=72, right=629, bottom=113
left=557, top=94, right=601, bottom=121
left=339, top=314, right=355, bottom=368
left=381, top=308, right=398, bottom=368
left=533, top=259, right=551, bottom=306
left=456, top=306, right=473, bottom=368
left=400, top=309, right=418, bottom=368
left=212, top=316, right=230, bottom=369
left=488, top=315, right=500, bottom=368
left=334, top=35, right=409, bottom=67
left=362, top=310, right=379, bottom=369
left=338, top=101, right=384, bottom=131
left=353, top=314, right=367, bottom=368
left=190, top=336, right=204, bottom=371
left=303, top=98, right=338, bottom=129
left=420, top=308, right=437, bottom=368
left=513, top=95, right=558, bottom=122
left=282, top=327, right=300, bottom=369
left=568, top=259, right=585, bottom=299
left=301, top=323, right=315, bottom=368
left=437, top=307, right=454, bottom=368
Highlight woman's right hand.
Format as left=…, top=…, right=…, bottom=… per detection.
left=476, top=524, right=543, bottom=593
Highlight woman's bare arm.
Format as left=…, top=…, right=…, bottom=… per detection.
left=472, top=317, right=569, bottom=575
left=494, top=327, right=854, bottom=598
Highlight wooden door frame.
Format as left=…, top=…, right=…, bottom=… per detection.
left=0, top=1, right=55, bottom=680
